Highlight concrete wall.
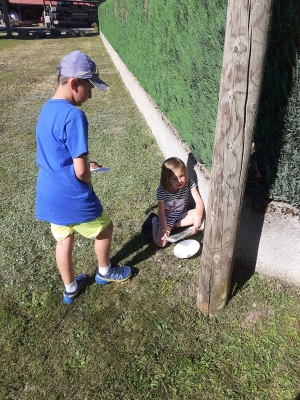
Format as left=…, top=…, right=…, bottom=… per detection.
left=100, top=32, right=300, bottom=287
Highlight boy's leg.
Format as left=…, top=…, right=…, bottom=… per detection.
left=56, top=233, right=75, bottom=285
left=94, top=220, right=132, bottom=284
left=52, top=224, right=87, bottom=304
left=94, top=220, right=113, bottom=267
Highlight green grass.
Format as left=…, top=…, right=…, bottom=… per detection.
left=0, top=35, right=300, bottom=400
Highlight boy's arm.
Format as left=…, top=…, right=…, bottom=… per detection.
left=73, top=154, right=92, bottom=186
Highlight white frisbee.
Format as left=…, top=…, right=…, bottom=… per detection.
left=173, top=239, right=200, bottom=259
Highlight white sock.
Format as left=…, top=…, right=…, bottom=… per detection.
left=65, top=280, right=78, bottom=294
left=98, top=263, right=111, bottom=276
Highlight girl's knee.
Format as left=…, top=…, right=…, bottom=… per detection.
left=154, top=240, right=167, bottom=248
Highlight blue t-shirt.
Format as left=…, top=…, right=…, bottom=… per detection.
left=36, top=99, right=103, bottom=225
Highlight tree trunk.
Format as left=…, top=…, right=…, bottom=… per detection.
left=197, top=0, right=273, bottom=316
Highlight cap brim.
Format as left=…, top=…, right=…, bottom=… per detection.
left=89, top=78, right=109, bottom=92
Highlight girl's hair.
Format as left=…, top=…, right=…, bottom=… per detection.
left=160, top=157, right=189, bottom=191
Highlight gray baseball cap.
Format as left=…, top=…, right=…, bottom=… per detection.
left=58, top=50, right=109, bottom=92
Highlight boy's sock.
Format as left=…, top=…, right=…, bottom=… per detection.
left=65, top=280, right=78, bottom=294
left=98, top=263, right=111, bottom=276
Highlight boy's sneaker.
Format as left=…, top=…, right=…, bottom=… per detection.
left=63, top=273, right=87, bottom=304
left=141, top=213, right=157, bottom=233
left=95, top=266, right=132, bottom=285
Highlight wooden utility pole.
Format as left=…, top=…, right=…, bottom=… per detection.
left=1, top=0, right=12, bottom=38
left=197, top=0, right=273, bottom=316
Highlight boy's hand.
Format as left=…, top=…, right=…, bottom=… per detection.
left=89, top=161, right=102, bottom=170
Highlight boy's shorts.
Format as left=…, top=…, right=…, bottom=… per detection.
left=51, top=210, right=111, bottom=241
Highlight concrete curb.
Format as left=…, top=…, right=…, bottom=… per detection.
left=100, top=31, right=300, bottom=286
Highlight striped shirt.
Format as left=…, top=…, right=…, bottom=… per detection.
left=156, top=178, right=196, bottom=227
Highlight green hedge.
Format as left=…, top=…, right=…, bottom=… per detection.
left=99, top=0, right=300, bottom=208
left=98, top=0, right=227, bottom=168
left=269, top=58, right=300, bottom=206
left=251, top=0, right=300, bottom=208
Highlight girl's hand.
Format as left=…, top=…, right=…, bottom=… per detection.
left=193, top=215, right=202, bottom=234
left=161, top=229, right=170, bottom=241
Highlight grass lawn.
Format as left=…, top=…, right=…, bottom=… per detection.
left=0, top=33, right=300, bottom=400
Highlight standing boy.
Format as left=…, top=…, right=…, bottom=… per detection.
left=36, top=50, right=131, bottom=304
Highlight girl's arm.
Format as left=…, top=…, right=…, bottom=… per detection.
left=191, top=186, right=205, bottom=233
left=158, top=200, right=171, bottom=240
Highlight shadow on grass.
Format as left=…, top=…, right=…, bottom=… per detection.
left=111, top=228, right=204, bottom=272
left=144, top=202, right=158, bottom=216
left=111, top=232, right=158, bottom=269
left=229, top=194, right=271, bottom=300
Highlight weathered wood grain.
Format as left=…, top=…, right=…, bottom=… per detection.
left=197, top=0, right=273, bottom=316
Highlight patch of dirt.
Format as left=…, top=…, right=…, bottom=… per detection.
left=242, top=308, right=275, bottom=328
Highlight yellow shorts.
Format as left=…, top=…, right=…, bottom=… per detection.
left=51, top=210, right=111, bottom=241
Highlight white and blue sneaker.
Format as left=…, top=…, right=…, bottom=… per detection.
left=63, top=273, right=87, bottom=304
left=95, top=266, right=132, bottom=285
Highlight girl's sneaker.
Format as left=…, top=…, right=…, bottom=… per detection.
left=95, top=266, right=132, bottom=284
left=63, top=273, right=87, bottom=304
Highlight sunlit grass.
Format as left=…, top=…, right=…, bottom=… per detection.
left=0, top=35, right=299, bottom=400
